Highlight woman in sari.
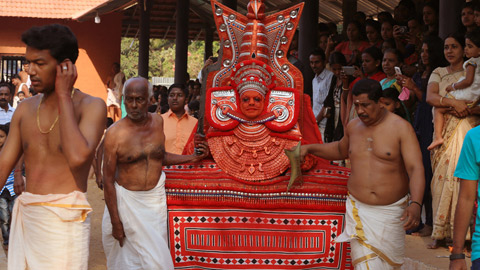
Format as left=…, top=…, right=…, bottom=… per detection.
left=426, top=33, right=480, bottom=248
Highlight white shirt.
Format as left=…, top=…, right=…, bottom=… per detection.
left=312, top=68, right=334, bottom=127
left=0, top=104, right=15, bottom=124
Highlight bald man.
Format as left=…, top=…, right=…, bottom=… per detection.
left=102, top=77, right=209, bottom=269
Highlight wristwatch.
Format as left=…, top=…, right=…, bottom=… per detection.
left=449, top=253, right=465, bottom=260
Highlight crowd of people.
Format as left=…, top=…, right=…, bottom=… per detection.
left=301, top=0, right=480, bottom=268
left=0, top=0, right=479, bottom=269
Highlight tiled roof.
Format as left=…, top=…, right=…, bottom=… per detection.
left=0, top=0, right=108, bottom=19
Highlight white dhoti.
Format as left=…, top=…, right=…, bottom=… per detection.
left=8, top=191, right=92, bottom=270
left=102, top=171, right=174, bottom=270
left=336, top=194, right=407, bottom=270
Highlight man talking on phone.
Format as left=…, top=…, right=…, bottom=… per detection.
left=309, top=48, right=334, bottom=138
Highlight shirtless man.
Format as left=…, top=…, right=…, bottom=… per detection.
left=102, top=77, right=209, bottom=269
left=0, top=24, right=106, bottom=269
left=300, top=79, right=424, bottom=269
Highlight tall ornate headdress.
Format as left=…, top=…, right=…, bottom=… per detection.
left=205, top=0, right=305, bottom=181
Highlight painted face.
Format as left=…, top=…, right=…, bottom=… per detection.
left=240, top=90, right=265, bottom=119
left=124, top=79, right=150, bottom=121
left=330, top=63, right=343, bottom=79
left=462, top=7, right=475, bottom=28
left=382, top=52, right=400, bottom=77
left=0, top=129, right=6, bottom=149
left=347, top=23, right=360, bottom=42
left=361, top=53, right=379, bottom=76
left=0, top=87, right=11, bottom=108
left=366, top=25, right=380, bottom=44
left=309, top=54, right=326, bottom=76
left=353, top=93, right=383, bottom=125
left=168, top=87, right=187, bottom=113
left=465, top=38, right=480, bottom=58
left=421, top=43, right=429, bottom=66
left=381, top=22, right=393, bottom=41
left=25, top=46, right=58, bottom=94
left=444, top=37, right=464, bottom=65
left=423, top=6, right=436, bottom=26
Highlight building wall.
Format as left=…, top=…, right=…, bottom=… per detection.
left=0, top=12, right=123, bottom=100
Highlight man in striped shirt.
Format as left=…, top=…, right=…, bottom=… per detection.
left=0, top=123, right=15, bottom=246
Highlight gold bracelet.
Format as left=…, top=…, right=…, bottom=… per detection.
left=342, top=87, right=349, bottom=91
left=440, top=96, right=444, bottom=106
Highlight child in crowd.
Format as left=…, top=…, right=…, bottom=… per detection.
left=381, top=87, right=406, bottom=119
left=428, top=30, right=480, bottom=150
left=0, top=123, right=16, bottom=246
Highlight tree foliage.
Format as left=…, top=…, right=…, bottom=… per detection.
left=120, top=38, right=219, bottom=81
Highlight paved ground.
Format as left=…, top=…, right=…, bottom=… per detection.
left=0, top=177, right=472, bottom=269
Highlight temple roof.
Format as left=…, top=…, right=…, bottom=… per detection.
left=0, top=0, right=401, bottom=40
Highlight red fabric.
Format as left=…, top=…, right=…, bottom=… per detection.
left=300, top=94, right=323, bottom=145
left=168, top=206, right=353, bottom=269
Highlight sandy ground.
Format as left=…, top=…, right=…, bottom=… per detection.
left=0, top=176, right=473, bottom=269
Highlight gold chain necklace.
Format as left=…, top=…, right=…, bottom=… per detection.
left=36, top=89, right=75, bottom=134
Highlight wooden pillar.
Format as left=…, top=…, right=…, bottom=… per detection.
left=298, top=0, right=319, bottom=98
left=342, top=0, right=357, bottom=35
left=204, top=25, right=214, bottom=62
left=138, top=0, right=152, bottom=78
left=175, top=0, right=190, bottom=84
left=223, top=0, right=237, bottom=11
left=439, top=0, right=462, bottom=39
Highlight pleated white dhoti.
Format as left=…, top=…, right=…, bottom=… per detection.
left=8, top=191, right=92, bottom=270
left=102, top=171, right=174, bottom=270
left=336, top=194, right=408, bottom=270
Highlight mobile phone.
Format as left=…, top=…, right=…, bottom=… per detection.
left=398, top=26, right=408, bottom=34
left=394, top=66, right=402, bottom=75
left=342, top=66, right=355, bottom=76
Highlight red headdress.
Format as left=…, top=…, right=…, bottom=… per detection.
left=205, top=0, right=305, bottom=181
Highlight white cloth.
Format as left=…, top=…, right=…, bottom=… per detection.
left=451, top=57, right=480, bottom=102
left=0, top=104, right=14, bottom=124
left=336, top=194, right=407, bottom=269
left=312, top=68, right=334, bottom=130
left=102, top=171, right=174, bottom=270
left=8, top=191, right=92, bottom=270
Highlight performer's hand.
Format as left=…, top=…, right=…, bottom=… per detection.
left=55, top=59, right=78, bottom=98
left=193, top=141, right=209, bottom=161
left=13, top=173, right=25, bottom=195
left=401, top=203, right=421, bottom=230
left=112, top=221, right=126, bottom=247
left=450, top=258, right=468, bottom=270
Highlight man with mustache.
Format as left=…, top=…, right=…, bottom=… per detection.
left=299, top=79, right=425, bottom=269
left=161, top=84, right=197, bottom=154
left=0, top=83, right=14, bottom=124
left=102, top=77, right=209, bottom=269
left=0, top=24, right=107, bottom=269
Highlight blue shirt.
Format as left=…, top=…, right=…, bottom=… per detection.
left=0, top=170, right=15, bottom=197
left=454, top=126, right=480, bottom=260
